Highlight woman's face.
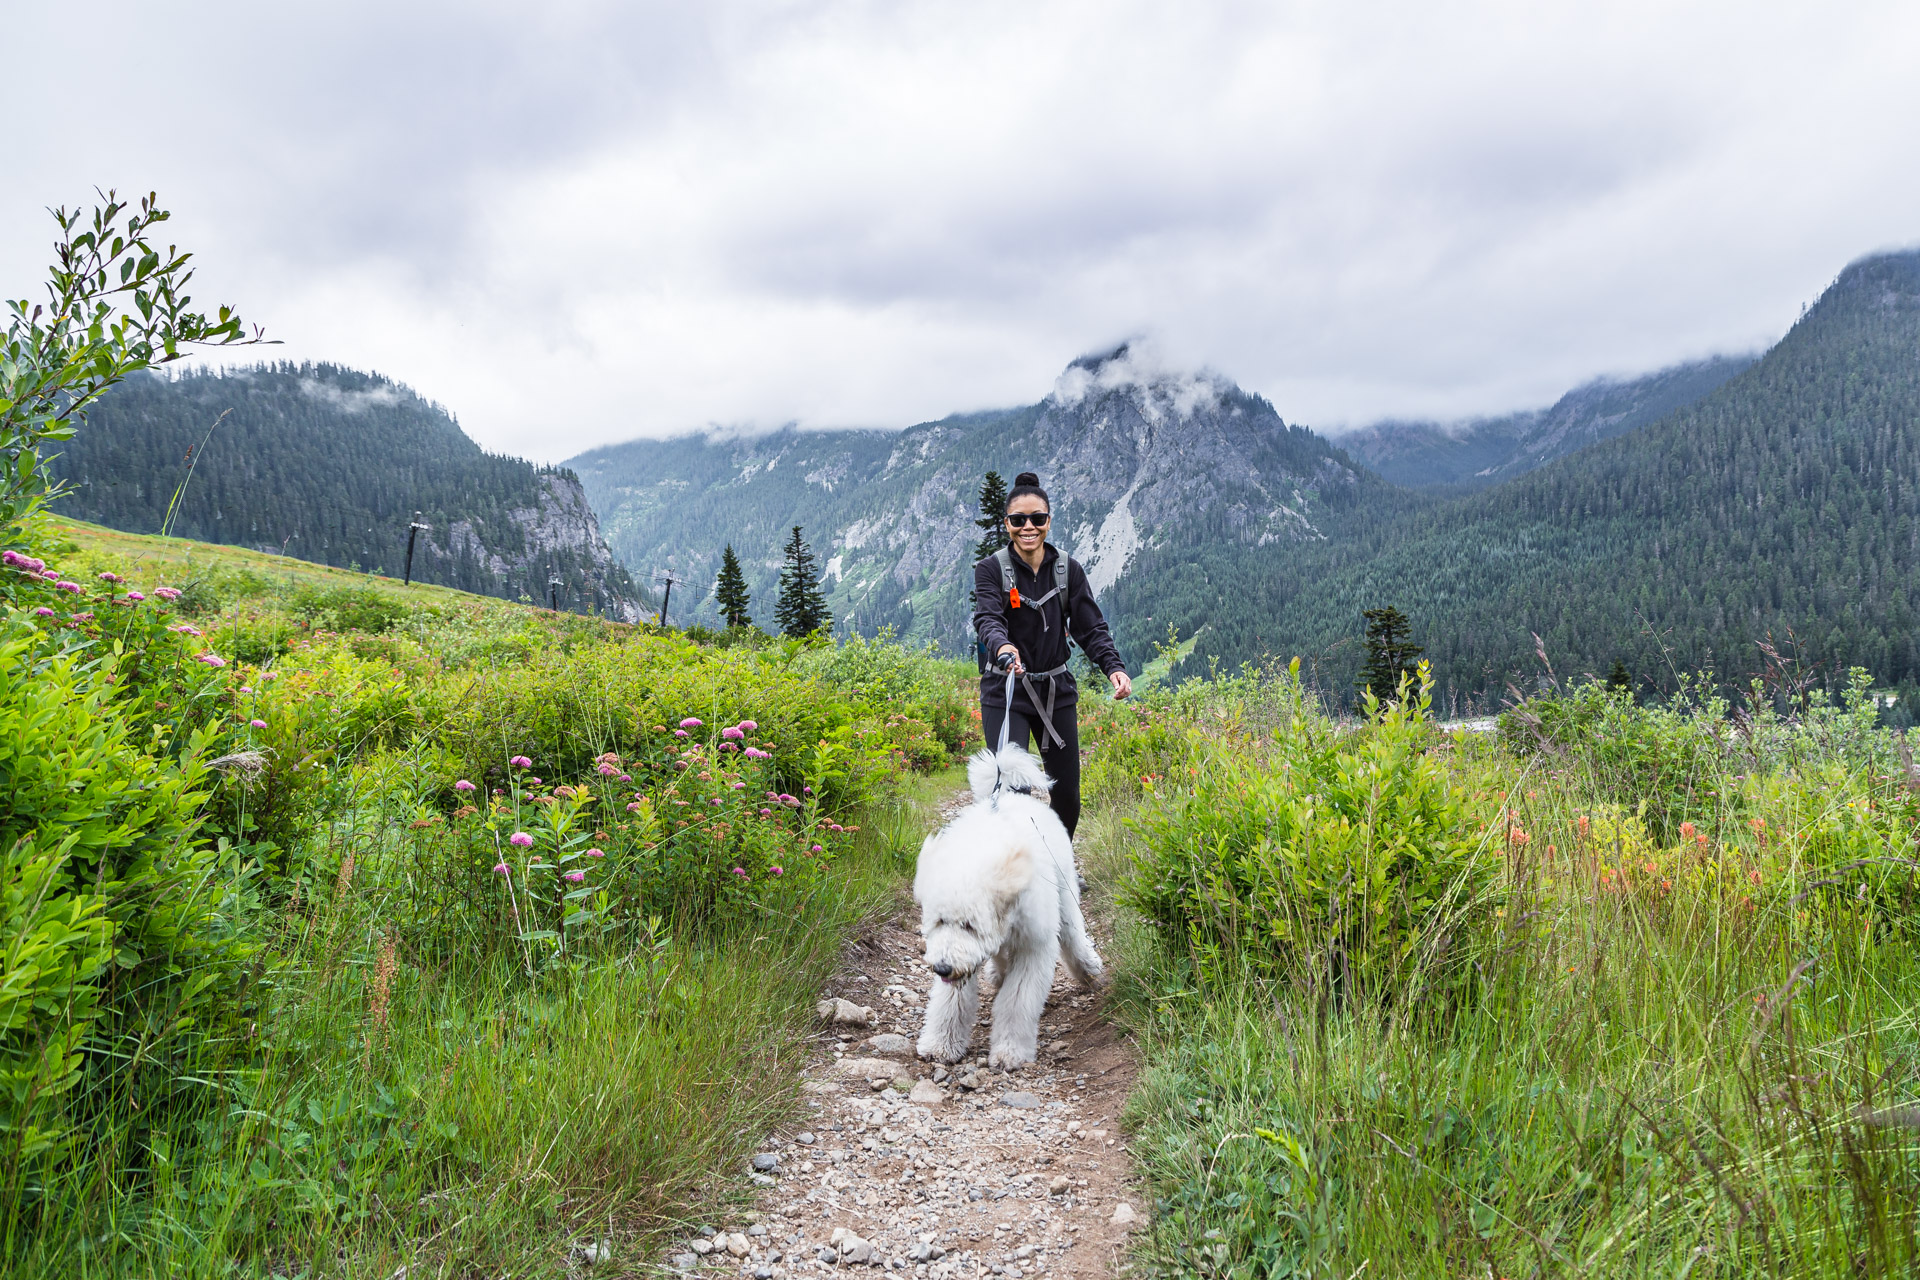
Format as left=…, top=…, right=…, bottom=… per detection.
left=1005, top=494, right=1049, bottom=556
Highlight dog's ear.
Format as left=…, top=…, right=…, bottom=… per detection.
left=990, top=845, right=1035, bottom=912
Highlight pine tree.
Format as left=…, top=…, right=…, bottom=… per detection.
left=1358, top=606, right=1423, bottom=705
left=775, top=525, right=832, bottom=638
left=714, top=544, right=753, bottom=629
left=1607, top=659, right=1632, bottom=692
left=974, top=471, right=1010, bottom=561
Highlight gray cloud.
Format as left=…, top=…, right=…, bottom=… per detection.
left=6, top=0, right=1918, bottom=459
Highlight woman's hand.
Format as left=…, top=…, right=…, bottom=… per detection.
left=997, top=644, right=1025, bottom=675
left=1109, top=670, right=1133, bottom=700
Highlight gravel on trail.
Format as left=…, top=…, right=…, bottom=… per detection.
left=662, top=798, right=1142, bottom=1280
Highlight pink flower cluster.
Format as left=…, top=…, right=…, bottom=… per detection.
left=510, top=755, right=533, bottom=768
left=154, top=586, right=181, bottom=601
left=194, top=652, right=227, bottom=668
left=2, top=551, right=47, bottom=573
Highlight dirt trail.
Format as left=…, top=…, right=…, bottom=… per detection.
left=663, top=793, right=1142, bottom=1280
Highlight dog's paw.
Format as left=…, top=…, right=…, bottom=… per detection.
left=917, top=1033, right=968, bottom=1064
left=988, top=1044, right=1035, bottom=1071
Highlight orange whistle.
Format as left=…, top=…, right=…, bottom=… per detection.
left=1009, top=587, right=1022, bottom=609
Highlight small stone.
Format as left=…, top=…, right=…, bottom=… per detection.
left=870, top=1078, right=890, bottom=1092
left=909, top=1080, right=945, bottom=1105
left=747, top=1224, right=768, bottom=1237
left=890, top=1078, right=912, bottom=1093
left=931, top=1065, right=950, bottom=1083
left=1047, top=1040, right=1068, bottom=1054
left=955, top=1072, right=982, bottom=1091
left=691, top=1239, right=715, bottom=1255
left=671, top=1253, right=698, bottom=1271
left=727, top=1232, right=752, bottom=1257
left=754, top=1269, right=774, bottom=1279
left=1110, top=1202, right=1137, bottom=1227
left=1085, top=1129, right=1108, bottom=1141
left=1015, top=1246, right=1034, bottom=1259
left=999, top=1092, right=1041, bottom=1110
left=831, top=1057, right=907, bottom=1083
left=752, top=1153, right=780, bottom=1172
left=750, top=1173, right=777, bottom=1187
left=802, top=1081, right=844, bottom=1094
left=795, top=1131, right=817, bottom=1145
left=818, top=997, right=880, bottom=1027
left=1047, top=1175, right=1070, bottom=1195
left=573, top=1239, right=612, bottom=1265
left=867, top=1033, right=913, bottom=1055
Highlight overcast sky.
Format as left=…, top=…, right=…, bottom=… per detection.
left=9, top=1, right=1920, bottom=460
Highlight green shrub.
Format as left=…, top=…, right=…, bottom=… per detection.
left=1125, top=666, right=1499, bottom=1004
left=288, top=583, right=409, bottom=633
left=0, top=617, right=255, bottom=1169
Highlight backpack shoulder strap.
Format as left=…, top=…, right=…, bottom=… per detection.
left=1054, top=552, right=1070, bottom=604
left=992, top=547, right=1016, bottom=593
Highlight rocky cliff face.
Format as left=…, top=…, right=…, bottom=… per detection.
left=569, top=344, right=1373, bottom=651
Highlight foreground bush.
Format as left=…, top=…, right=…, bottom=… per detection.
left=1123, top=663, right=1499, bottom=1006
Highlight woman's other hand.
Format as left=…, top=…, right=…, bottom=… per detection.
left=998, top=644, right=1025, bottom=675
left=1109, top=670, right=1133, bottom=700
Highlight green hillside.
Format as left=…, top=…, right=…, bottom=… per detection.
left=1181, top=248, right=1920, bottom=705
left=50, top=363, right=647, bottom=617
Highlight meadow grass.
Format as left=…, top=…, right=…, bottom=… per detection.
left=1079, top=672, right=1920, bottom=1278
left=1, top=518, right=973, bottom=1278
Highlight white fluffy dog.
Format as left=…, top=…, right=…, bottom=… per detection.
left=913, top=743, right=1104, bottom=1069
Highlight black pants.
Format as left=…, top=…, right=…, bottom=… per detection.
left=982, top=701, right=1082, bottom=837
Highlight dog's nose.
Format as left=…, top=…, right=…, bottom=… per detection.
left=931, top=961, right=953, bottom=978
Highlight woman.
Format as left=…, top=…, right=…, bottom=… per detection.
left=972, top=471, right=1132, bottom=838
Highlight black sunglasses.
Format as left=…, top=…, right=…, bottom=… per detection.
left=1005, top=511, right=1050, bottom=528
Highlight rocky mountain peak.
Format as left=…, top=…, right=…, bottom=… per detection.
left=1048, top=341, right=1236, bottom=427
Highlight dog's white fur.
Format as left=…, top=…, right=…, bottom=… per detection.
left=913, top=743, right=1104, bottom=1069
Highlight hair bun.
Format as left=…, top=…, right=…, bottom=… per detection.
left=1013, top=471, right=1041, bottom=487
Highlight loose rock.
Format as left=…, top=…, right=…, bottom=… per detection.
left=908, top=1079, right=945, bottom=1105
left=751, top=1152, right=779, bottom=1172
left=1111, top=1202, right=1138, bottom=1226
left=818, top=997, right=879, bottom=1027
left=726, top=1231, right=752, bottom=1256
left=866, top=1033, right=913, bottom=1055
left=1000, top=1091, right=1041, bottom=1109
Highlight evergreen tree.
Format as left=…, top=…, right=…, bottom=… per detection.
left=1607, top=659, right=1632, bottom=692
left=715, top=544, right=753, bottom=629
left=974, top=471, right=1010, bottom=561
left=1358, top=606, right=1423, bottom=705
left=775, top=525, right=832, bottom=637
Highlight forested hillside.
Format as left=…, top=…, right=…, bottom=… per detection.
left=1338, top=354, right=1755, bottom=489
left=1176, top=248, right=1920, bottom=707
left=51, top=364, right=647, bottom=617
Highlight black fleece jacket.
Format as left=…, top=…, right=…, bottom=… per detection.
left=972, top=545, right=1126, bottom=710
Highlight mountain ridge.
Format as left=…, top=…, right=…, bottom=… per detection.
left=51, top=363, right=649, bottom=619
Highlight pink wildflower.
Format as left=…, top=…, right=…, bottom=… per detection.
left=455, top=779, right=476, bottom=792
left=494, top=863, right=510, bottom=875
left=709, top=797, right=722, bottom=806
left=810, top=844, right=824, bottom=853
left=527, top=777, right=542, bottom=786
left=597, top=762, right=618, bottom=776
left=732, top=781, right=746, bottom=790
left=619, top=773, right=632, bottom=782
left=769, top=865, right=784, bottom=876
left=674, top=729, right=689, bottom=738
left=626, top=802, right=643, bottom=812
left=564, top=870, right=586, bottom=883
left=510, top=832, right=534, bottom=848
left=126, top=591, right=145, bottom=602
left=194, top=652, right=227, bottom=667
left=154, top=586, right=181, bottom=600
left=721, top=725, right=745, bottom=741
left=732, top=867, right=747, bottom=877
left=759, top=808, right=772, bottom=816
left=739, top=720, right=758, bottom=731
left=250, top=719, right=267, bottom=729
left=32, top=607, right=54, bottom=617
left=98, top=571, right=121, bottom=583
left=585, top=848, right=605, bottom=858
left=679, top=717, right=703, bottom=728
left=744, top=747, right=770, bottom=759
left=57, top=581, right=82, bottom=593
left=510, top=755, right=532, bottom=768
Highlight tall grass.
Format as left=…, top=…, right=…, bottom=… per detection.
left=1080, top=669, right=1920, bottom=1278
left=2, top=523, right=973, bottom=1277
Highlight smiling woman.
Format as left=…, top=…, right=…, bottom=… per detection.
left=972, top=471, right=1131, bottom=838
